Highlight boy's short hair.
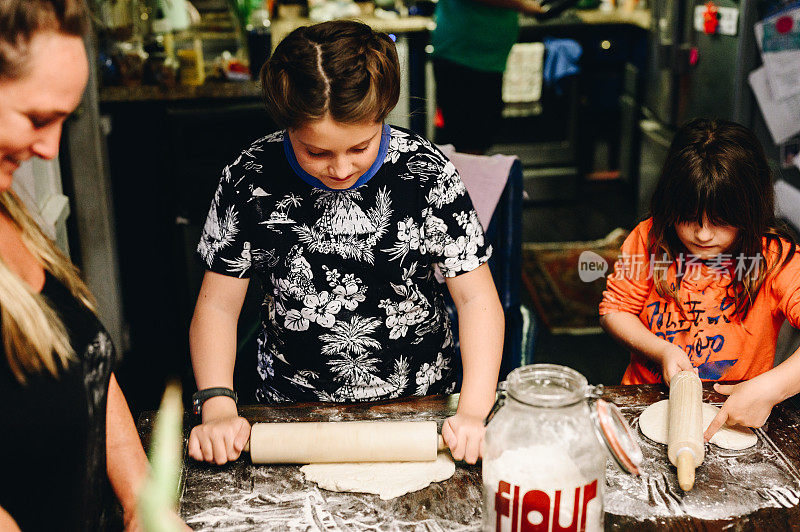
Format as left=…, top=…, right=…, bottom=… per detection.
left=261, top=20, right=401, bottom=129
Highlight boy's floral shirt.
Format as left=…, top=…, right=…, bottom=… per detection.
left=199, top=126, right=491, bottom=402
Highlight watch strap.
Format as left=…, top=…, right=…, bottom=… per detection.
left=192, top=387, right=238, bottom=415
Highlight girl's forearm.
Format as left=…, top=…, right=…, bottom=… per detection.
left=765, top=346, right=800, bottom=403
left=600, top=312, right=674, bottom=364
left=106, top=373, right=149, bottom=520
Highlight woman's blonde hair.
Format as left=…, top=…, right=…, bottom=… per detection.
left=0, top=0, right=93, bottom=383
left=0, top=0, right=88, bottom=78
left=0, top=191, right=96, bottom=383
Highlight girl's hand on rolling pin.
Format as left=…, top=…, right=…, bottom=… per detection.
left=703, top=375, right=780, bottom=441
left=189, top=396, right=251, bottom=464
left=660, top=343, right=697, bottom=386
left=442, top=413, right=485, bottom=464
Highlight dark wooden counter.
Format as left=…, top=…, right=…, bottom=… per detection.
left=136, top=384, right=800, bottom=530
left=99, top=8, right=649, bottom=105
left=603, top=384, right=800, bottom=531
left=99, top=80, right=263, bottom=104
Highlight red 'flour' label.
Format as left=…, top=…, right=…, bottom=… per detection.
left=491, top=478, right=599, bottom=532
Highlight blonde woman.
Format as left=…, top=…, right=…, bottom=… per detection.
left=0, top=1, right=172, bottom=530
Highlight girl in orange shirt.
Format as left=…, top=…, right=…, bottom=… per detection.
left=600, top=118, right=800, bottom=441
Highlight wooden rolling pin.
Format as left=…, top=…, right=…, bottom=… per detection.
left=243, top=420, right=446, bottom=463
left=667, top=371, right=704, bottom=491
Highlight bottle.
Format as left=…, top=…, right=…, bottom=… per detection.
left=178, top=38, right=205, bottom=86
left=143, top=8, right=178, bottom=86
left=247, top=7, right=271, bottom=80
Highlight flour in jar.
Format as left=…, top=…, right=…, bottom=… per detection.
left=482, top=445, right=602, bottom=532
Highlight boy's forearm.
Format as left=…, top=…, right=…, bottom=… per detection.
left=190, top=306, right=241, bottom=420
left=455, top=293, right=504, bottom=418
left=190, top=273, right=249, bottom=390
left=600, top=312, right=673, bottom=364
left=190, top=304, right=239, bottom=391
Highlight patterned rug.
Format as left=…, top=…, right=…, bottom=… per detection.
left=522, top=228, right=629, bottom=335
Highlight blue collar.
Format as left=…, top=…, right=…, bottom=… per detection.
left=283, top=123, right=391, bottom=191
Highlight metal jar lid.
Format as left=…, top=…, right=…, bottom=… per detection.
left=589, top=395, right=642, bottom=475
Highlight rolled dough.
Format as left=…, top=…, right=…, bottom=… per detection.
left=300, top=453, right=455, bottom=500
left=639, top=399, right=758, bottom=451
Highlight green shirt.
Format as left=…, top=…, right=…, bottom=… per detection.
left=430, top=0, right=520, bottom=73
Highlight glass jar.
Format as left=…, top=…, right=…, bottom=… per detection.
left=482, top=364, right=641, bottom=532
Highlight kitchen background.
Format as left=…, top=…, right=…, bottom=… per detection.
left=36, top=0, right=800, bottom=413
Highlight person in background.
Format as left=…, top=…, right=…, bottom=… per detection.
left=188, top=21, right=504, bottom=466
left=430, top=0, right=544, bottom=154
left=0, top=1, right=185, bottom=530
left=600, top=118, right=800, bottom=441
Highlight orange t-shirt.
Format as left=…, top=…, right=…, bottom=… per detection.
left=599, top=219, right=800, bottom=385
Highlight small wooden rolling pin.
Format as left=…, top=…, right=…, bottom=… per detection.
left=667, top=371, right=704, bottom=491
left=243, top=420, right=447, bottom=463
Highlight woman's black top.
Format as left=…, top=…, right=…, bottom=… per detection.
left=0, top=272, right=119, bottom=531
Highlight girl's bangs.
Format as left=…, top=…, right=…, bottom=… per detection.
left=667, top=170, right=745, bottom=229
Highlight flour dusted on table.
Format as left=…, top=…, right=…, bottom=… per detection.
left=483, top=445, right=602, bottom=532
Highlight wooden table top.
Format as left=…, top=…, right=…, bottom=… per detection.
left=136, top=384, right=800, bottom=531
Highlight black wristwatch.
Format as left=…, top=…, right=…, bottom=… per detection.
left=192, top=387, right=238, bottom=415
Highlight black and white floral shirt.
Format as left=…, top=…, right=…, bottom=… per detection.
left=198, top=125, right=491, bottom=403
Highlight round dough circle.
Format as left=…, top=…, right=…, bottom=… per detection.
left=638, top=399, right=757, bottom=451
left=300, top=453, right=455, bottom=500
left=638, top=399, right=670, bottom=443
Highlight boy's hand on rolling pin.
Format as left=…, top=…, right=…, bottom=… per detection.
left=188, top=396, right=250, bottom=465
left=704, top=374, right=780, bottom=441
left=660, top=343, right=697, bottom=386
left=189, top=415, right=250, bottom=465
left=442, top=413, right=485, bottom=464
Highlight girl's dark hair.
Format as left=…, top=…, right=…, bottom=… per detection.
left=261, top=20, right=400, bottom=129
left=0, top=0, right=89, bottom=79
left=649, top=118, right=796, bottom=320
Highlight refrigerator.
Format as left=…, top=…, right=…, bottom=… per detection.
left=621, top=0, right=764, bottom=217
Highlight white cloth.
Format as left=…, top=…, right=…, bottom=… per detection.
left=437, top=144, right=517, bottom=232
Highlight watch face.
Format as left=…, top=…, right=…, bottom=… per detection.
left=192, top=397, right=203, bottom=414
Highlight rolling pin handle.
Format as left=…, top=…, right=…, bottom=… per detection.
left=676, top=450, right=696, bottom=491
